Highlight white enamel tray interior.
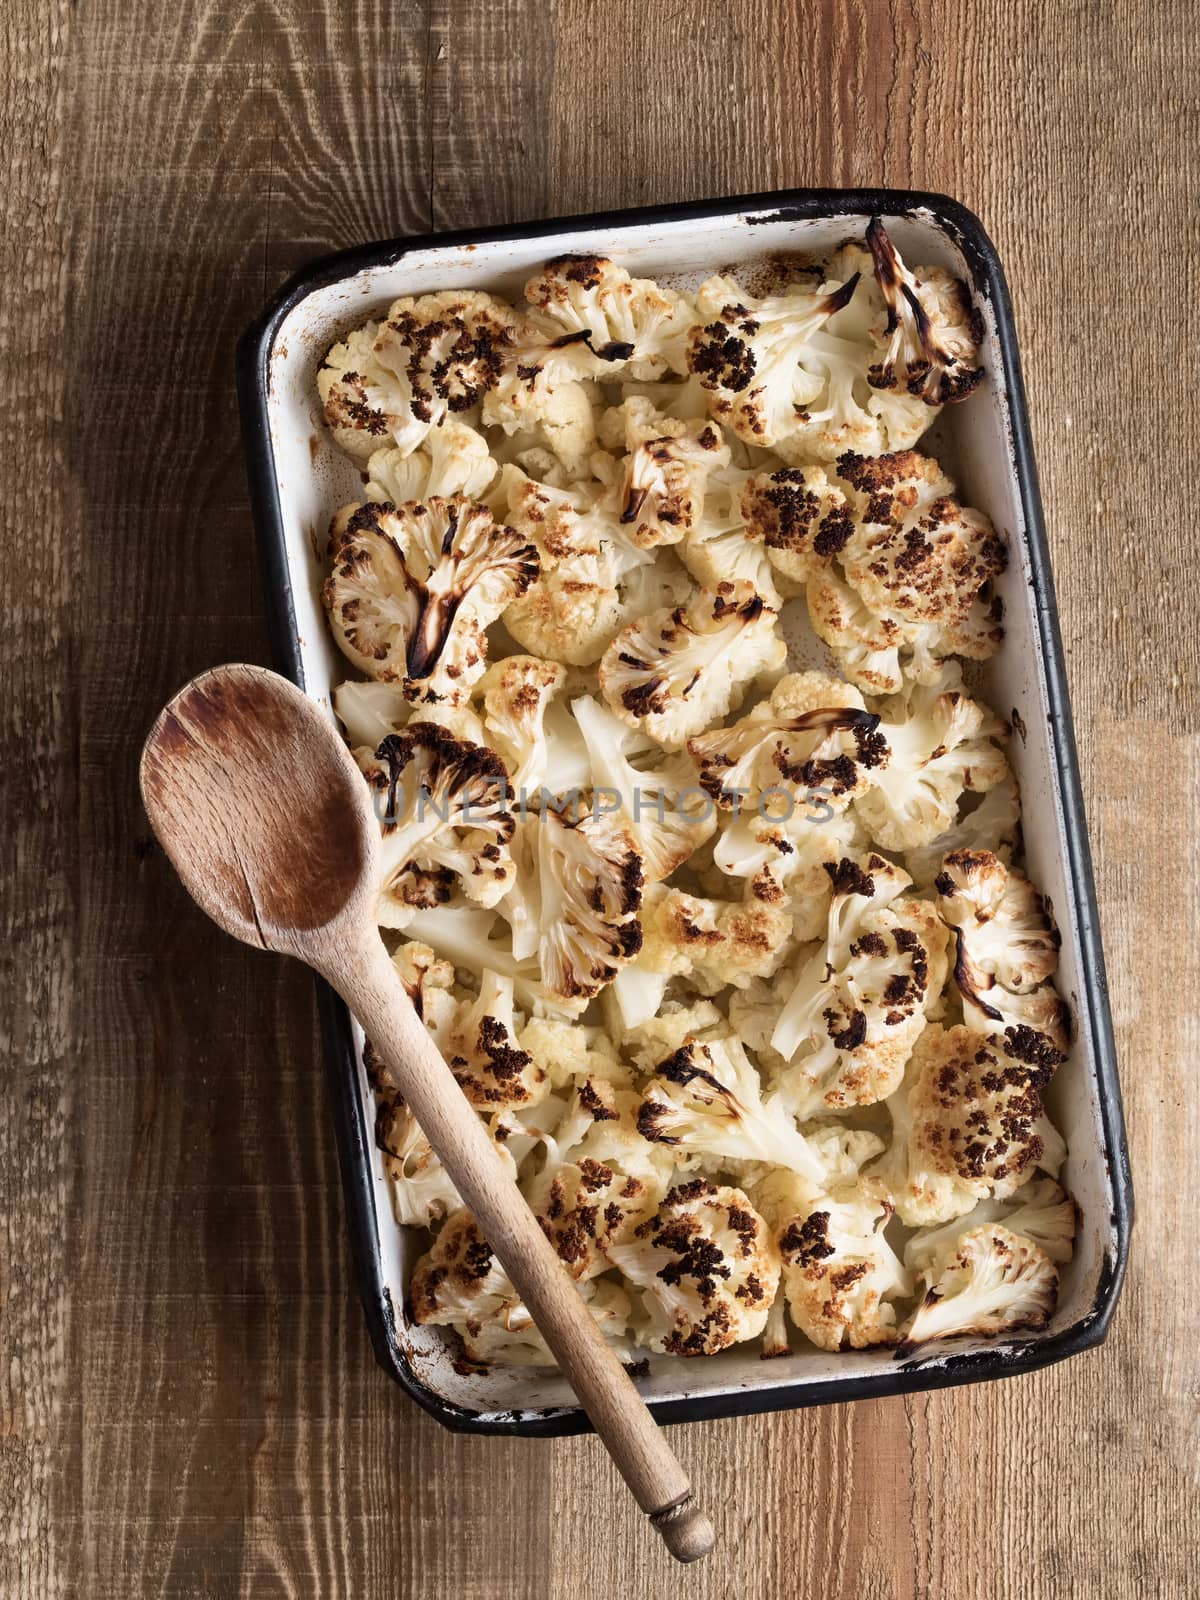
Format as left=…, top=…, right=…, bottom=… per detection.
left=262, top=206, right=1120, bottom=1422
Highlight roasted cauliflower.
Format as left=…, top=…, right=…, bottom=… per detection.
left=314, top=232, right=1076, bottom=1374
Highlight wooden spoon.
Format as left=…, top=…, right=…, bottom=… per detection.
left=139, top=662, right=714, bottom=1565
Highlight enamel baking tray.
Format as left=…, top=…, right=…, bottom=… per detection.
left=237, top=188, right=1132, bottom=1434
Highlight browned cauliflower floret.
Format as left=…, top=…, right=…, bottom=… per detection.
left=572, top=694, right=715, bottom=884
left=807, top=451, right=1006, bottom=694
left=899, top=1224, right=1058, bottom=1349
left=754, top=1168, right=912, bottom=1351
left=871, top=1023, right=1058, bottom=1227
left=749, top=854, right=949, bottom=1116
left=476, top=654, right=590, bottom=797
left=635, top=1033, right=830, bottom=1181
left=359, top=722, right=516, bottom=928
left=634, top=883, right=795, bottom=995
left=319, top=291, right=516, bottom=459
left=864, top=218, right=984, bottom=405
left=324, top=497, right=539, bottom=706
left=741, top=465, right=855, bottom=587
left=501, top=804, right=645, bottom=1008
left=853, top=670, right=1010, bottom=849
left=598, top=396, right=730, bottom=549
left=432, top=970, right=548, bottom=1111
left=523, top=254, right=695, bottom=379
left=607, top=1180, right=780, bottom=1355
left=409, top=1209, right=630, bottom=1367
left=687, top=670, right=886, bottom=813
left=935, top=848, right=1070, bottom=1070
left=599, top=581, right=787, bottom=750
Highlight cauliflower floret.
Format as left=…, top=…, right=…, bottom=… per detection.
left=521, top=1157, right=650, bottom=1279
left=870, top=1023, right=1057, bottom=1227
left=900, top=1224, right=1058, bottom=1349
left=599, top=581, right=787, bottom=750
left=636, top=1033, right=831, bottom=1181
left=324, top=497, right=539, bottom=706
left=432, top=970, right=548, bottom=1111
left=904, top=1178, right=1076, bottom=1275
left=712, top=804, right=866, bottom=942
left=518, top=1016, right=628, bottom=1087
left=620, top=998, right=727, bottom=1074
left=687, top=670, right=886, bottom=814
left=319, top=291, right=516, bottom=460
left=599, top=396, right=730, bottom=548
left=686, top=271, right=861, bottom=449
left=741, top=465, right=855, bottom=587
left=573, top=694, right=715, bottom=882
left=476, top=654, right=591, bottom=797
left=935, top=849, right=1070, bottom=1070
left=863, top=218, right=984, bottom=405
left=854, top=674, right=1010, bottom=849
left=389, top=940, right=459, bottom=1035
left=764, top=855, right=950, bottom=1115
left=904, top=774, right=1022, bottom=891
left=754, top=1169, right=912, bottom=1351
left=503, top=803, right=645, bottom=1008
left=365, top=419, right=497, bottom=503
left=523, top=255, right=695, bottom=379
left=359, top=722, right=516, bottom=927
left=410, top=1209, right=631, bottom=1367
left=679, top=467, right=784, bottom=604
left=808, top=451, right=1006, bottom=694
left=607, top=1180, right=780, bottom=1355
left=634, top=883, right=794, bottom=995
left=332, top=679, right=411, bottom=749
left=686, top=266, right=935, bottom=461
left=522, top=1076, right=675, bottom=1200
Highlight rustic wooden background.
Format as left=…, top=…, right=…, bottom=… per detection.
left=3, top=0, right=1196, bottom=1595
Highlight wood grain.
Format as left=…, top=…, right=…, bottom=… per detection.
left=1, top=0, right=1195, bottom=1595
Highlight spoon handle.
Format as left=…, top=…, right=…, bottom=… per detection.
left=322, top=928, right=715, bottom=1565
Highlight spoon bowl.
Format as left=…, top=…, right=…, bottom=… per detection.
left=140, top=664, right=378, bottom=953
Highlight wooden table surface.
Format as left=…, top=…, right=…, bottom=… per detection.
left=3, top=2, right=1196, bottom=1595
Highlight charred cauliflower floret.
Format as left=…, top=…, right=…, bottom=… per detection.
left=360, top=722, right=516, bottom=927
left=524, top=254, right=695, bottom=379
left=904, top=774, right=1022, bottom=891
left=854, top=671, right=1010, bottom=849
left=319, top=290, right=516, bottom=460
left=900, top=1224, right=1058, bottom=1349
left=687, top=268, right=935, bottom=461
left=872, top=1023, right=1056, bottom=1227
left=712, top=803, right=866, bottom=943
left=687, top=670, right=885, bottom=814
left=677, top=467, right=783, bottom=603
left=755, top=1169, right=912, bottom=1351
left=935, top=849, right=1070, bottom=1069
left=476, top=654, right=590, bottom=797
left=599, top=581, right=787, bottom=750
left=434, top=970, right=548, bottom=1111
left=515, top=803, right=645, bottom=1007
left=636, top=1033, right=829, bottom=1180
left=599, top=395, right=730, bottom=549
left=607, top=1180, right=780, bottom=1356
left=760, top=855, right=949, bottom=1116
left=741, top=465, right=855, bottom=587
left=904, top=1177, right=1076, bottom=1276
left=863, top=218, right=984, bottom=405
left=808, top=451, right=1006, bottom=694
left=324, top=497, right=539, bottom=706
left=365, top=419, right=497, bottom=504
left=634, top=883, right=795, bottom=995
left=573, top=694, right=715, bottom=883
left=409, top=1209, right=630, bottom=1367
